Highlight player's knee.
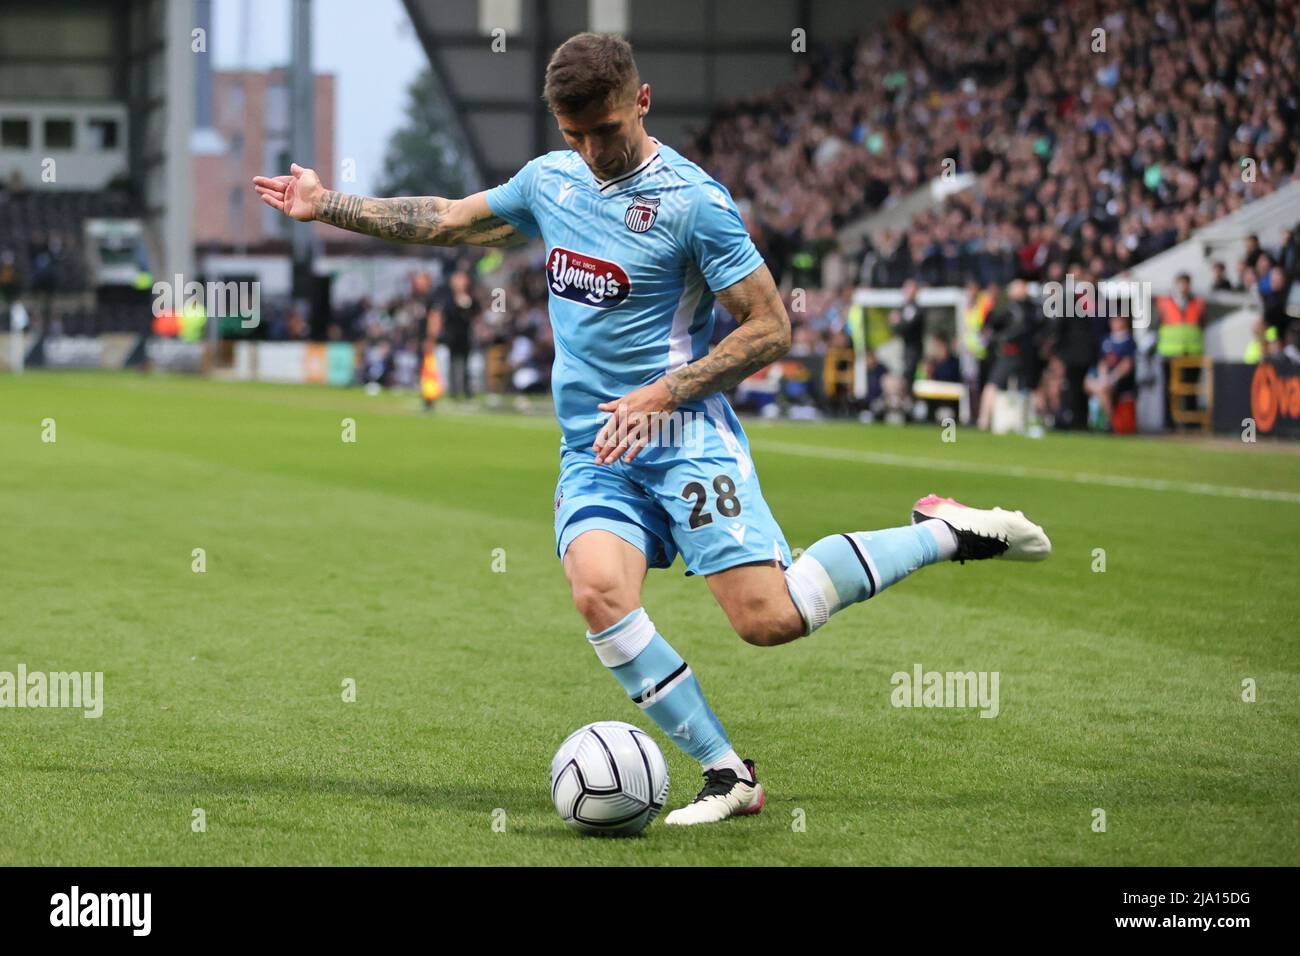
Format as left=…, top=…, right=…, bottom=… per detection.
left=570, top=575, right=636, bottom=633
left=732, top=608, right=803, bottom=647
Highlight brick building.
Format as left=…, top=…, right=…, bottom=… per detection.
left=193, top=68, right=334, bottom=251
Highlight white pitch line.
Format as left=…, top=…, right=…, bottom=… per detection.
left=757, top=440, right=1300, bottom=505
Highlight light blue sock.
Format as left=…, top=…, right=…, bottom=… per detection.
left=586, top=608, right=732, bottom=765
left=783, top=523, right=951, bottom=633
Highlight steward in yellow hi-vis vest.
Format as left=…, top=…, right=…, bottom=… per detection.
left=1244, top=324, right=1277, bottom=364
left=1156, top=274, right=1205, bottom=358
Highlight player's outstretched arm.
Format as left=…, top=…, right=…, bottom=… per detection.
left=663, top=264, right=791, bottom=405
left=252, top=163, right=525, bottom=248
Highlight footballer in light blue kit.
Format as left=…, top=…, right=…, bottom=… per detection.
left=254, top=32, right=1052, bottom=826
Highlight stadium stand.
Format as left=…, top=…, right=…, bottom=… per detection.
left=690, top=0, right=1299, bottom=290
left=0, top=186, right=139, bottom=293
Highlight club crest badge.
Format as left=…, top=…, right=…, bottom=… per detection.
left=624, top=194, right=660, bottom=233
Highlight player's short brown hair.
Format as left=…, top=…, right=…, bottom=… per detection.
left=543, top=33, right=640, bottom=114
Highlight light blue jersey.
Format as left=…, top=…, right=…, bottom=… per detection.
left=486, top=139, right=790, bottom=577
left=485, top=139, right=764, bottom=452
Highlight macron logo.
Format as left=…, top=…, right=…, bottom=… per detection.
left=50, top=886, right=151, bottom=936
left=557, top=182, right=575, bottom=205
left=726, top=522, right=747, bottom=545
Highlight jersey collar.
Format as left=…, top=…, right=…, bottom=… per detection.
left=594, top=138, right=663, bottom=193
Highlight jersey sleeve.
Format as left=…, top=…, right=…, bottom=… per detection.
left=483, top=157, right=543, bottom=238
left=686, top=181, right=765, bottom=292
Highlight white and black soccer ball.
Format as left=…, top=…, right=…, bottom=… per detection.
left=550, top=721, right=670, bottom=837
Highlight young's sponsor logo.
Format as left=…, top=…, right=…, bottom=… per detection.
left=547, top=247, right=630, bottom=309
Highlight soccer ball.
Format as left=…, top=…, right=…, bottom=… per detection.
left=550, top=721, right=670, bottom=836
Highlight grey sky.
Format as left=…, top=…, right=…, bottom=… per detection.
left=212, top=0, right=426, bottom=195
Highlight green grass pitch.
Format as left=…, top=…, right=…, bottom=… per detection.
left=1, top=371, right=1296, bottom=865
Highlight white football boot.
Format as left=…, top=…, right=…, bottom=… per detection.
left=664, top=759, right=765, bottom=826
left=911, top=494, right=1051, bottom=562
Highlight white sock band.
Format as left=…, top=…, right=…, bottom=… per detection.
left=705, top=750, right=752, bottom=782
left=784, top=557, right=836, bottom=634
left=919, top=519, right=958, bottom=561
left=586, top=607, right=656, bottom=667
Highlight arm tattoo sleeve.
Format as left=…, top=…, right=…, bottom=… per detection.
left=662, top=268, right=791, bottom=405
left=314, top=191, right=524, bottom=247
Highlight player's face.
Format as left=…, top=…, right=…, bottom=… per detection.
left=555, top=85, right=650, bottom=181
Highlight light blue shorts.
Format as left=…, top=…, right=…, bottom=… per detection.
left=553, top=396, right=792, bottom=576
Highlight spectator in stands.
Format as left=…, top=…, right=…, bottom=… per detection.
left=1260, top=264, right=1293, bottom=339
left=788, top=324, right=818, bottom=358
left=1242, top=234, right=1264, bottom=272
left=1280, top=226, right=1300, bottom=280
left=28, top=231, right=58, bottom=323
left=1244, top=319, right=1274, bottom=364
left=507, top=315, right=548, bottom=394
left=362, top=337, right=392, bottom=388
left=0, top=249, right=17, bottom=305
left=1210, top=261, right=1233, bottom=292
left=862, top=348, right=887, bottom=415
left=1087, top=316, right=1138, bottom=433
left=1237, top=260, right=1259, bottom=293
left=285, top=304, right=310, bottom=340
left=391, top=334, right=419, bottom=389
left=925, top=333, right=961, bottom=384
left=1283, top=320, right=1300, bottom=365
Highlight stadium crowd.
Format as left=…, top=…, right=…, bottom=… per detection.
left=691, top=0, right=1300, bottom=290
left=329, top=262, right=556, bottom=401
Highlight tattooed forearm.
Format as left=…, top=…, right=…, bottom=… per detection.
left=314, top=192, right=447, bottom=243
left=663, top=266, right=791, bottom=405
left=663, top=314, right=790, bottom=404
left=315, top=190, right=367, bottom=230
left=313, top=190, right=524, bottom=247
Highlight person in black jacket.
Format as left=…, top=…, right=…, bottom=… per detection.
left=1051, top=295, right=1101, bottom=430
left=1260, top=265, right=1292, bottom=340
left=890, top=278, right=926, bottom=396
left=431, top=269, right=479, bottom=400
left=977, top=279, right=1039, bottom=429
